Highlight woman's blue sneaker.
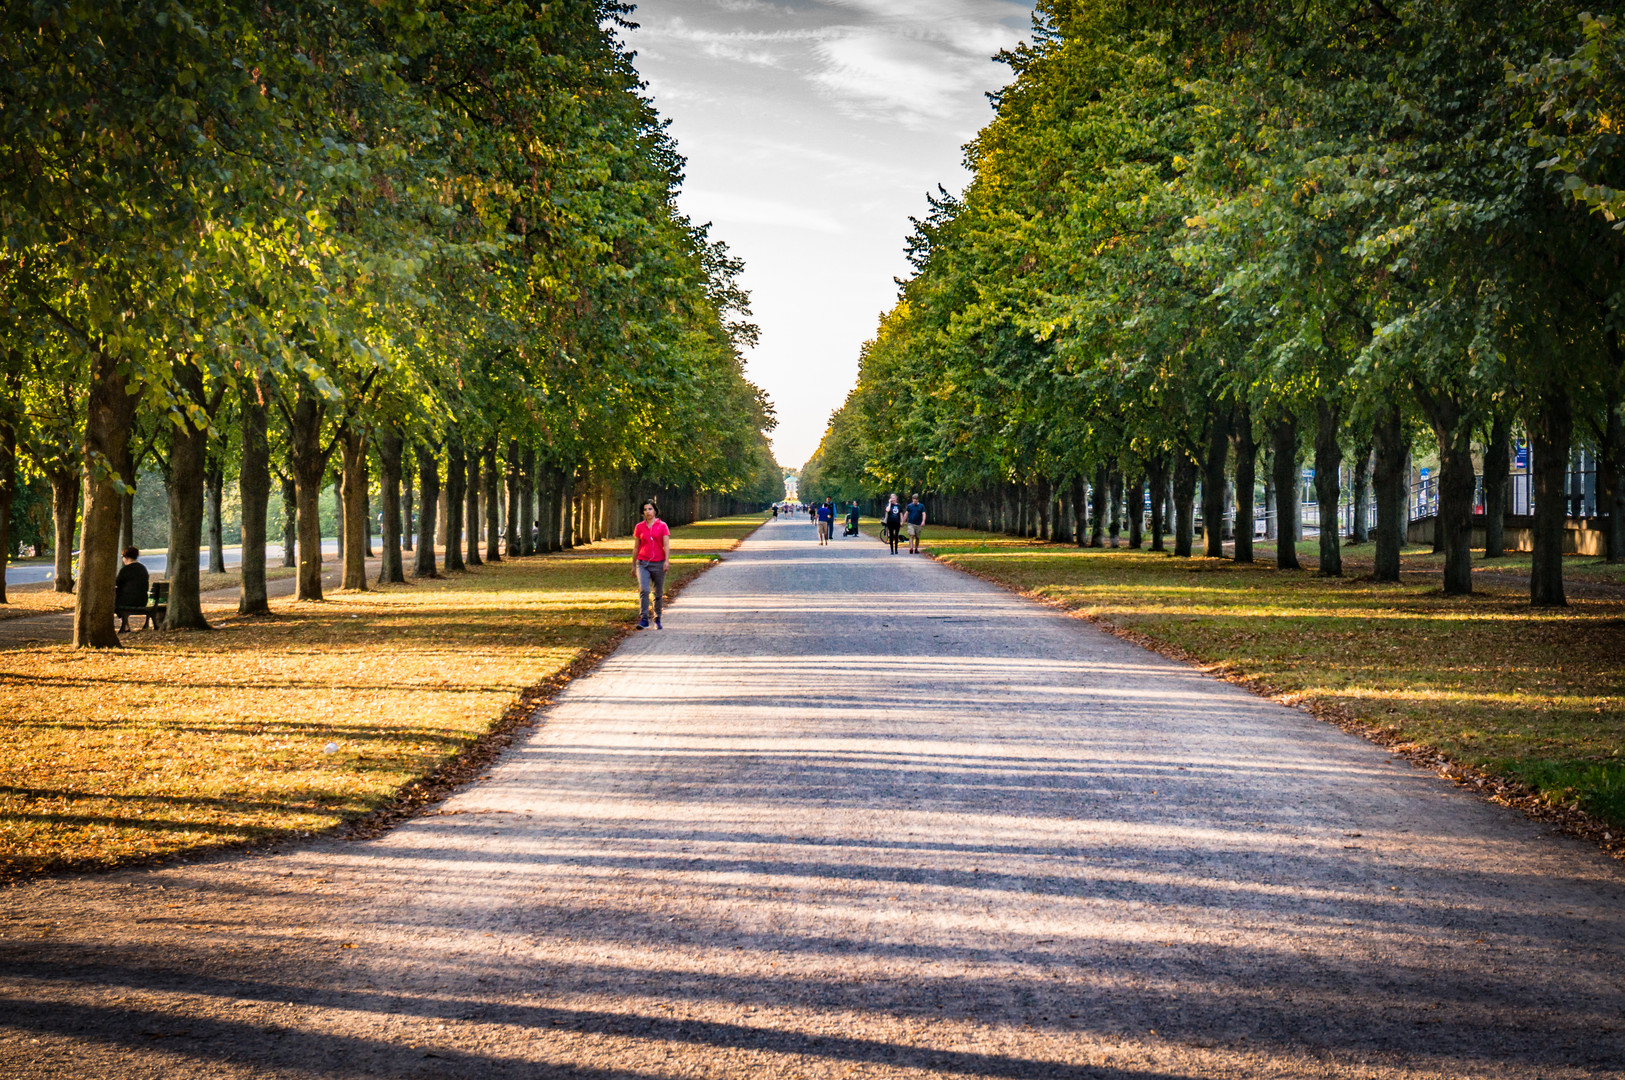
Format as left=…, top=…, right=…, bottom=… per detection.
left=637, top=617, right=650, bottom=630
left=655, top=616, right=662, bottom=629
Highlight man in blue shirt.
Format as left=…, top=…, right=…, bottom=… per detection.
left=904, top=493, right=927, bottom=554
left=816, top=498, right=834, bottom=546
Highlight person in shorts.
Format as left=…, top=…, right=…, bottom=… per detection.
left=904, top=493, right=927, bottom=554
left=816, top=497, right=834, bottom=545
left=632, top=499, right=670, bottom=629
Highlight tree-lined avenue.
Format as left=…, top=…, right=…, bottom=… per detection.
left=3, top=515, right=1620, bottom=1078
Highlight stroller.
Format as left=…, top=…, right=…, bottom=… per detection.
left=843, top=515, right=860, bottom=537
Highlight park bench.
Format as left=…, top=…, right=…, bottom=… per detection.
left=117, top=581, right=168, bottom=630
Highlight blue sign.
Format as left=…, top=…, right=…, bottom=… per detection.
left=1514, top=439, right=1529, bottom=470
left=1420, top=467, right=1430, bottom=480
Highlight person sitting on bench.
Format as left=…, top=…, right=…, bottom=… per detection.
left=115, top=547, right=150, bottom=632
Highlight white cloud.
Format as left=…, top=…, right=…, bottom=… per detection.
left=811, top=33, right=984, bottom=127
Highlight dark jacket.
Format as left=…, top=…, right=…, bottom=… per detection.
left=115, top=562, right=149, bottom=610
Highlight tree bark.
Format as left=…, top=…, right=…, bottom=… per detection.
left=1314, top=398, right=1344, bottom=578
left=1349, top=441, right=1372, bottom=544
left=333, top=477, right=345, bottom=567
left=1372, top=403, right=1405, bottom=583
left=508, top=440, right=524, bottom=555
left=0, top=402, right=15, bottom=605
left=1529, top=388, right=1570, bottom=606
left=288, top=383, right=328, bottom=601
left=238, top=379, right=271, bottom=615
left=49, top=464, right=78, bottom=592
left=339, top=426, right=370, bottom=591
left=1232, top=405, right=1256, bottom=564
left=1415, top=387, right=1473, bottom=595
left=1127, top=475, right=1145, bottom=549
left=164, top=365, right=211, bottom=631
left=1270, top=416, right=1300, bottom=570
left=1481, top=413, right=1511, bottom=560
left=377, top=428, right=405, bottom=585
left=1147, top=456, right=1167, bottom=552
left=1203, top=406, right=1231, bottom=558
left=1090, top=465, right=1107, bottom=547
left=561, top=469, right=576, bottom=550
left=465, top=443, right=483, bottom=567
left=1108, top=470, right=1123, bottom=548
left=119, top=487, right=135, bottom=554
left=445, top=435, right=467, bottom=571
left=1070, top=475, right=1086, bottom=547
left=205, top=457, right=225, bottom=575
left=1592, top=394, right=1624, bottom=564
left=413, top=441, right=440, bottom=578
left=280, top=472, right=298, bottom=569
left=73, top=350, right=134, bottom=647
left=485, top=440, right=503, bottom=561
left=1173, top=452, right=1197, bottom=557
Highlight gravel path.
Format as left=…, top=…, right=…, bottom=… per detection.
left=3, top=516, right=1622, bottom=1078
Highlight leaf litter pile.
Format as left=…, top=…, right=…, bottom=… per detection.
left=0, top=514, right=764, bottom=877
left=889, top=525, right=1625, bottom=836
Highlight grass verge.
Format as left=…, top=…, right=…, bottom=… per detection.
left=0, top=514, right=765, bottom=878
left=878, top=524, right=1625, bottom=845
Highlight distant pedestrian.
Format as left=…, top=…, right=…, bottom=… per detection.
left=772, top=504, right=779, bottom=519
left=816, top=497, right=834, bottom=545
left=905, top=493, right=927, bottom=554
left=632, top=499, right=670, bottom=630
left=114, top=547, right=150, bottom=633
left=844, top=501, right=860, bottom=537
left=882, top=494, right=902, bottom=554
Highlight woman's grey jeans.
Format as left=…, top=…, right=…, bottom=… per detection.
left=637, top=560, right=666, bottom=620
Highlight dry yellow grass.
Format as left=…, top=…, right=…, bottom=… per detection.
left=0, top=583, right=76, bottom=622
left=0, top=514, right=765, bottom=876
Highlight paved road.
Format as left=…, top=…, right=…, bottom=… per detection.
left=5, top=540, right=341, bottom=586
left=3, top=516, right=1623, bottom=1078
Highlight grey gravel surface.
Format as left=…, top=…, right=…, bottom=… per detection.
left=3, top=515, right=1623, bottom=1079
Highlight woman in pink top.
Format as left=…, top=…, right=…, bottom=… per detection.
left=632, top=499, right=671, bottom=629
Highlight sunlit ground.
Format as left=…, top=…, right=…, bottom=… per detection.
left=870, top=523, right=1625, bottom=828
left=0, top=514, right=767, bottom=876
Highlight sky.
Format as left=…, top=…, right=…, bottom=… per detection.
left=623, top=0, right=1037, bottom=469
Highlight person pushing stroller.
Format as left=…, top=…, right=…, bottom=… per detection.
left=843, top=501, right=860, bottom=537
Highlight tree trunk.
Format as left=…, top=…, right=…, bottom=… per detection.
left=1173, top=453, right=1197, bottom=557
left=1481, top=413, right=1511, bottom=560
left=507, top=440, right=524, bottom=555
left=1529, top=389, right=1571, bottom=606
left=1090, top=465, right=1107, bottom=547
left=1270, top=416, right=1300, bottom=570
left=164, top=364, right=211, bottom=631
left=1416, top=388, right=1473, bottom=595
left=445, top=435, right=467, bottom=572
left=333, top=477, right=345, bottom=567
left=206, top=458, right=225, bottom=575
left=1232, top=405, right=1256, bottom=564
left=73, top=350, right=134, bottom=647
left=377, top=428, right=405, bottom=585
left=402, top=447, right=415, bottom=552
left=414, top=441, right=440, bottom=578
left=339, top=426, right=370, bottom=591
left=49, top=464, right=78, bottom=592
left=1036, top=477, right=1051, bottom=541
left=0, top=405, right=15, bottom=605
left=1262, top=447, right=1276, bottom=541
left=238, top=379, right=271, bottom=615
left=280, top=472, right=298, bottom=568
left=1314, top=399, right=1344, bottom=578
left=1372, top=403, right=1405, bottom=583
left=1350, top=441, right=1372, bottom=544
left=1070, top=475, right=1087, bottom=547
left=1147, top=456, right=1167, bottom=552
left=1594, top=397, right=1624, bottom=564
left=289, top=384, right=327, bottom=601
left=120, top=488, right=135, bottom=554
left=1128, top=475, right=1145, bottom=549
left=1108, top=470, right=1123, bottom=548
left=1203, top=406, right=1231, bottom=558
left=465, top=444, right=483, bottom=567
left=485, top=440, right=503, bottom=561
left=561, top=469, right=576, bottom=549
